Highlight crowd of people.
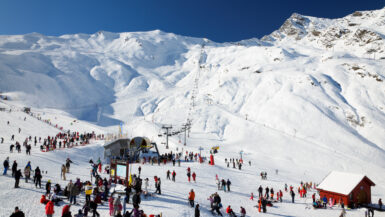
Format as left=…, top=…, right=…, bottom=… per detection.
left=2, top=111, right=384, bottom=217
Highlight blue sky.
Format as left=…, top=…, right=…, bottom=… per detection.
left=0, top=0, right=383, bottom=42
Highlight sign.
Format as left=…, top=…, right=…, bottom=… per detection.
left=116, top=164, right=127, bottom=178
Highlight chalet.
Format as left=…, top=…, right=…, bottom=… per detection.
left=317, top=171, right=375, bottom=208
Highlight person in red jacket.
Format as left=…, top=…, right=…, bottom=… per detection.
left=226, top=205, right=236, bottom=217
left=62, top=204, right=71, bottom=217
left=192, top=172, right=196, bottom=182
left=40, top=195, right=47, bottom=204
left=45, top=200, right=54, bottom=217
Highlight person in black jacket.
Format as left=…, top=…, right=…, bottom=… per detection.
left=124, top=185, right=132, bottom=204
left=132, top=192, right=141, bottom=207
left=194, top=204, right=200, bottom=217
left=11, top=161, right=17, bottom=177
left=10, top=207, right=25, bottom=217
left=14, top=169, right=22, bottom=188
left=46, top=180, right=51, bottom=195
left=211, top=193, right=223, bottom=216
left=34, top=166, right=42, bottom=188
left=90, top=199, right=100, bottom=217
left=226, top=179, right=231, bottom=192
left=258, top=185, right=263, bottom=197
left=3, top=157, right=9, bottom=175
left=262, top=197, right=268, bottom=213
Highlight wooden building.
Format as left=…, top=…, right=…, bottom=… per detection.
left=317, top=171, right=375, bottom=208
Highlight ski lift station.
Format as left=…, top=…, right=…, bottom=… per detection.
left=103, top=136, right=160, bottom=163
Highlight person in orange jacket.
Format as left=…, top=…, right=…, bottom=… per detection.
left=258, top=198, right=262, bottom=212
left=188, top=189, right=195, bottom=207
left=45, top=200, right=54, bottom=217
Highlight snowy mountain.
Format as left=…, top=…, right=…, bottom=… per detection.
left=0, top=7, right=385, bottom=198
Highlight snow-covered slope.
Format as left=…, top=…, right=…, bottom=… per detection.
left=0, top=6, right=385, bottom=207
left=0, top=102, right=380, bottom=217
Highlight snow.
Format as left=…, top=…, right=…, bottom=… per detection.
left=317, top=171, right=372, bottom=195
left=0, top=6, right=384, bottom=217
left=0, top=97, right=383, bottom=217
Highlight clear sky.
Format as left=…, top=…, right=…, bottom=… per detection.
left=0, top=0, right=383, bottom=42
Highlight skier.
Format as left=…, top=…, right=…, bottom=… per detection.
left=240, top=206, right=246, bottom=217
left=195, top=204, right=200, bottom=217
left=61, top=165, right=67, bottom=180
left=291, top=190, right=296, bottom=203
left=34, top=166, right=42, bottom=188
left=155, top=178, right=161, bottom=194
left=24, top=164, right=31, bottom=183
left=265, top=186, right=269, bottom=199
left=85, top=182, right=93, bottom=203
left=216, top=178, right=221, bottom=190
left=10, top=207, right=25, bottom=217
left=14, top=169, right=22, bottom=188
left=143, top=178, right=149, bottom=197
left=11, top=160, right=18, bottom=177
left=138, top=166, right=141, bottom=176
left=3, top=157, right=9, bottom=175
left=187, top=171, right=191, bottom=182
left=226, top=179, right=231, bottom=192
left=262, top=197, right=267, bottom=213
left=113, top=195, right=122, bottom=216
left=108, top=196, right=114, bottom=216
left=379, top=198, right=382, bottom=209
left=62, top=204, right=71, bottom=217
left=211, top=193, right=223, bottom=216
left=65, top=158, right=72, bottom=173
left=221, top=179, right=227, bottom=192
left=90, top=199, right=100, bottom=217
left=45, top=200, right=55, bottom=217
left=226, top=205, right=236, bottom=217
left=322, top=195, right=327, bottom=208
left=172, top=170, right=176, bottom=182
left=133, top=191, right=141, bottom=207
left=192, top=172, right=196, bottom=182
left=188, top=189, right=195, bottom=207
left=46, top=180, right=52, bottom=195
left=68, top=180, right=79, bottom=204
left=258, top=185, right=263, bottom=198
left=166, top=170, right=171, bottom=180
left=124, top=184, right=132, bottom=203
left=10, top=144, right=14, bottom=153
